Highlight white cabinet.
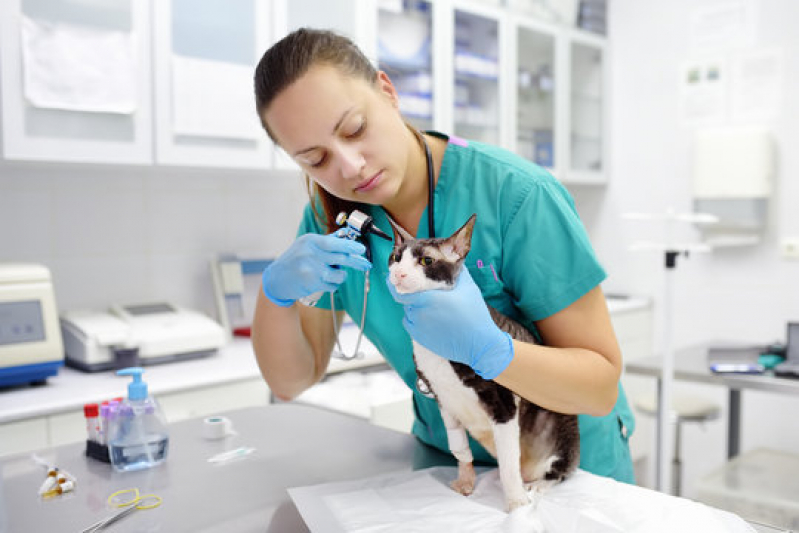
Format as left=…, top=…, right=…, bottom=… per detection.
left=564, top=30, right=607, bottom=184
left=377, top=1, right=435, bottom=132
left=511, top=18, right=558, bottom=171
left=373, top=1, right=609, bottom=184
left=0, top=0, right=608, bottom=181
left=152, top=0, right=274, bottom=169
left=0, top=417, right=48, bottom=457
left=157, top=378, right=270, bottom=423
left=0, top=0, right=153, bottom=164
left=449, top=2, right=506, bottom=146
left=0, top=377, right=270, bottom=458
left=509, top=17, right=608, bottom=184
left=1, top=0, right=276, bottom=169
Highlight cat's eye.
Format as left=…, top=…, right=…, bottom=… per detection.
left=419, top=257, right=433, bottom=266
left=391, top=252, right=402, bottom=263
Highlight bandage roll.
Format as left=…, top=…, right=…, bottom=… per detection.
left=202, top=416, right=234, bottom=440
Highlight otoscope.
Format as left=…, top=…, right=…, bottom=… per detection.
left=299, top=209, right=391, bottom=360
left=335, top=210, right=391, bottom=262
left=298, top=209, right=390, bottom=308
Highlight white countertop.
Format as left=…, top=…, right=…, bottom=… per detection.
left=606, top=294, right=651, bottom=315
left=0, top=327, right=386, bottom=424
left=0, top=296, right=649, bottom=425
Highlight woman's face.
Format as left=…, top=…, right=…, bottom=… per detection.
left=264, top=64, right=409, bottom=206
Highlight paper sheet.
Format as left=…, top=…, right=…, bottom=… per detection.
left=680, top=57, right=727, bottom=126
left=689, top=0, right=757, bottom=52
left=171, top=54, right=260, bottom=140
left=730, top=48, right=783, bottom=122
left=289, top=467, right=756, bottom=533
left=21, top=16, right=137, bottom=114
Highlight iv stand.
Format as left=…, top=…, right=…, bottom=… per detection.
left=625, top=209, right=716, bottom=493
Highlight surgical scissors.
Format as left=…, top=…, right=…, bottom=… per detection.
left=80, top=487, right=162, bottom=532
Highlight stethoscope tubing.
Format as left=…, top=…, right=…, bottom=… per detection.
left=330, top=130, right=435, bottom=360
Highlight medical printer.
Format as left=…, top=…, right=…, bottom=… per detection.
left=0, top=263, right=64, bottom=387
left=61, top=302, right=226, bottom=372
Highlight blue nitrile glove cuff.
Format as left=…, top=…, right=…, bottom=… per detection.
left=262, top=264, right=296, bottom=307
left=472, top=331, right=515, bottom=380
left=386, top=268, right=516, bottom=381
left=260, top=233, right=370, bottom=308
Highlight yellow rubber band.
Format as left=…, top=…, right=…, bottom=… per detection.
left=108, top=488, right=139, bottom=507
left=135, top=494, right=162, bottom=509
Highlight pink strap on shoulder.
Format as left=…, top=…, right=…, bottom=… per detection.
left=448, top=135, right=468, bottom=147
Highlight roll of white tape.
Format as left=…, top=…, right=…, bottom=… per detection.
left=203, top=416, right=234, bottom=440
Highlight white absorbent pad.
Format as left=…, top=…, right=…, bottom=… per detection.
left=288, top=467, right=755, bottom=533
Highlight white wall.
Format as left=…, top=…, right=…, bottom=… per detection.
left=569, top=0, right=799, bottom=498
left=0, top=161, right=307, bottom=319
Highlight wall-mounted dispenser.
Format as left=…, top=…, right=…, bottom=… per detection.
left=692, top=127, right=775, bottom=247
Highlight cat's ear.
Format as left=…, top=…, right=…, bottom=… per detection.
left=444, top=214, right=476, bottom=259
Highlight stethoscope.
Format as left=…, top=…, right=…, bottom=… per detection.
left=322, top=131, right=437, bottom=361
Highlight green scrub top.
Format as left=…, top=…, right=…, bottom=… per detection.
left=297, top=132, right=636, bottom=483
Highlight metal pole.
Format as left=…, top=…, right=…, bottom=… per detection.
left=657, top=254, right=675, bottom=493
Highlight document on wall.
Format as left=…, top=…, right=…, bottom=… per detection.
left=680, top=57, right=727, bottom=126
left=20, top=16, right=138, bottom=114
left=689, top=0, right=757, bottom=53
left=171, top=54, right=260, bottom=141
left=730, top=48, right=783, bottom=122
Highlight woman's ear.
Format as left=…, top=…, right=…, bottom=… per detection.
left=376, top=70, right=400, bottom=109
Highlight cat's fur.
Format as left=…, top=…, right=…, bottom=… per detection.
left=388, top=214, right=580, bottom=511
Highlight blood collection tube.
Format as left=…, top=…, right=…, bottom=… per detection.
left=84, top=403, right=99, bottom=443
left=99, top=404, right=110, bottom=445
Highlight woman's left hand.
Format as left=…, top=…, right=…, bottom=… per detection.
left=386, top=268, right=514, bottom=380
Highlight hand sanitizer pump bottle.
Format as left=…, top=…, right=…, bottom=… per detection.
left=108, top=367, right=169, bottom=472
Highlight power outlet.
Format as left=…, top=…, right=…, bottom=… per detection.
left=782, top=238, right=799, bottom=259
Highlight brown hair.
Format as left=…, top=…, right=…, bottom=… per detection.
left=254, top=28, right=378, bottom=233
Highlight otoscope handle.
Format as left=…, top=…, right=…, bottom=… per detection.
left=298, top=292, right=323, bottom=307
left=299, top=210, right=383, bottom=306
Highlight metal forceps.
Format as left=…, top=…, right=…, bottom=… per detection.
left=81, top=487, right=162, bottom=532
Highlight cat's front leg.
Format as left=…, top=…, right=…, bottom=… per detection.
left=441, top=410, right=476, bottom=496
left=492, top=418, right=530, bottom=512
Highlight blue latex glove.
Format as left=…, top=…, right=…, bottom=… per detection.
left=386, top=268, right=514, bottom=380
left=262, top=230, right=371, bottom=307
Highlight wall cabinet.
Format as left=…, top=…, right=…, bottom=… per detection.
left=0, top=0, right=274, bottom=169
left=152, top=0, right=274, bottom=168
left=1, top=0, right=608, bottom=182
left=0, top=0, right=153, bottom=164
left=377, top=0, right=609, bottom=184
left=564, top=30, right=607, bottom=184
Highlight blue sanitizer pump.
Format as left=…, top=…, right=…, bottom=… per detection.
left=108, top=367, right=169, bottom=472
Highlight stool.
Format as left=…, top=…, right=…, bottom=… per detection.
left=635, top=393, right=721, bottom=496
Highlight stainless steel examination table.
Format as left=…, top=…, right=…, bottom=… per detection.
left=0, top=403, right=786, bottom=532
left=0, top=404, right=454, bottom=532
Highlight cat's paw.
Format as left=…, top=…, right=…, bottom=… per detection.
left=450, top=477, right=475, bottom=496
left=450, top=462, right=476, bottom=496
left=506, top=495, right=531, bottom=512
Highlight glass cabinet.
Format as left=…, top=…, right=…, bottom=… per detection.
left=377, top=1, right=434, bottom=133
left=515, top=23, right=557, bottom=171
left=451, top=7, right=501, bottom=145
left=568, top=38, right=605, bottom=180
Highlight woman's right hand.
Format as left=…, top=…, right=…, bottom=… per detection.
left=261, top=231, right=372, bottom=307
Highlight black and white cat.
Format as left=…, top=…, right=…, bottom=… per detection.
left=388, top=214, right=580, bottom=511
